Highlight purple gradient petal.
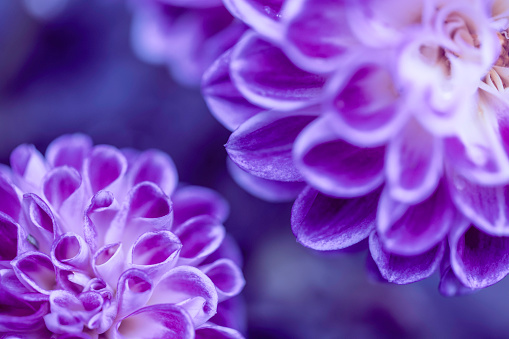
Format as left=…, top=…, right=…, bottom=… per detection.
left=128, top=231, right=182, bottom=281
left=172, top=185, right=229, bottom=227
left=45, top=134, right=93, bottom=171
left=369, top=232, right=445, bottom=284
left=0, top=214, right=21, bottom=262
left=377, top=182, right=454, bottom=256
left=226, top=109, right=317, bottom=182
left=158, top=0, right=223, bottom=8
left=448, top=171, right=509, bottom=235
left=174, top=216, right=225, bottom=265
left=10, top=144, right=49, bottom=189
left=439, top=251, right=476, bottom=297
left=386, top=119, right=443, bottom=204
left=281, top=0, right=355, bottom=73
left=51, top=233, right=91, bottom=272
left=148, top=266, right=218, bottom=326
left=325, top=58, right=407, bottom=147
left=209, top=296, right=246, bottom=334
left=0, top=174, right=22, bottom=221
left=114, top=304, right=194, bottom=339
left=84, top=145, right=127, bottom=195
left=202, top=49, right=264, bottom=131
left=223, top=0, right=283, bottom=40
left=128, top=149, right=178, bottom=196
left=93, top=243, right=125, bottom=289
left=450, top=221, right=509, bottom=289
left=196, top=324, right=245, bottom=339
left=202, top=234, right=244, bottom=269
left=230, top=31, right=326, bottom=110
left=227, top=158, right=305, bottom=202
left=21, top=194, right=57, bottom=254
left=44, top=311, right=83, bottom=334
left=294, top=116, right=385, bottom=198
left=291, top=186, right=380, bottom=251
left=200, top=259, right=245, bottom=301
left=116, top=269, right=153, bottom=320
left=0, top=297, right=48, bottom=332
left=84, top=190, right=119, bottom=252
left=12, top=251, right=57, bottom=295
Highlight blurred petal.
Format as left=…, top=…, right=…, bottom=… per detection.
left=0, top=214, right=21, bottom=262
left=292, top=186, right=380, bottom=250
left=45, top=134, right=93, bottom=171
left=0, top=174, right=22, bottom=221
left=196, top=324, right=244, bottom=339
left=10, top=144, right=49, bottom=189
left=200, top=259, right=245, bottom=301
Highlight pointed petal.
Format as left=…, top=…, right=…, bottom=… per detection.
left=231, top=31, right=326, bottom=110
left=291, top=186, right=380, bottom=250
left=45, top=134, right=93, bottom=171
left=227, top=158, right=305, bottom=202
left=294, top=116, right=385, bottom=198
left=377, top=182, right=454, bottom=256
left=172, top=186, right=229, bottom=227
left=202, top=49, right=263, bottom=131
left=369, top=232, right=445, bottom=284
left=226, top=110, right=317, bottom=182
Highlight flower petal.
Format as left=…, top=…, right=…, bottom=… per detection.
left=12, top=252, right=57, bottom=295
left=200, top=259, right=245, bottom=301
left=377, top=182, right=454, bottom=256
left=174, top=216, right=225, bottom=266
left=226, top=110, right=317, bottom=182
left=84, top=145, right=127, bottom=195
left=84, top=190, right=119, bottom=251
left=128, top=149, right=178, bottom=196
left=0, top=174, right=22, bottom=221
left=114, top=304, right=194, bottom=339
left=196, top=324, right=244, bottom=339
left=0, top=214, right=21, bottom=262
left=93, top=243, right=125, bottom=289
left=291, top=186, right=380, bottom=251
left=230, top=31, right=326, bottom=110
left=294, top=116, right=385, bottom=198
left=51, top=233, right=91, bottom=272
left=10, top=144, right=49, bottom=189
left=227, top=158, right=305, bottom=202
left=369, top=232, right=445, bottom=284
left=450, top=221, right=509, bottom=289
left=45, top=134, right=93, bottom=171
left=202, top=49, right=263, bottom=131
left=116, top=269, right=153, bottom=320
left=439, top=251, right=476, bottom=297
left=148, top=266, right=218, bottom=326
left=21, top=193, right=57, bottom=254
left=172, top=185, right=229, bottom=227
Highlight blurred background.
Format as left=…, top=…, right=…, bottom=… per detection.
left=1, top=1, right=508, bottom=338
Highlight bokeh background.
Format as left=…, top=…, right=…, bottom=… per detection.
left=1, top=1, right=509, bottom=338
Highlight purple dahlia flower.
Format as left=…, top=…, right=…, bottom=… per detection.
left=203, top=0, right=509, bottom=293
left=128, top=0, right=246, bottom=86
left=0, top=134, right=245, bottom=338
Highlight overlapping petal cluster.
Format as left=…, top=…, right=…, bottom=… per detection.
left=203, top=0, right=509, bottom=293
left=0, top=134, right=245, bottom=338
left=129, top=0, right=246, bottom=86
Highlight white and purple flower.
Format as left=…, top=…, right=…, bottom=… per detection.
left=203, top=0, right=509, bottom=293
left=0, top=134, right=245, bottom=338
left=129, top=0, right=246, bottom=86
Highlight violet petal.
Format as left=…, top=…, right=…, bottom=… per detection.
left=196, top=324, right=245, bottom=339
left=116, top=269, right=153, bottom=320
left=128, top=149, right=178, bottom=196
left=200, top=259, right=245, bottom=302
left=45, top=134, right=93, bottom=171
left=84, top=145, right=127, bottom=195
left=12, top=251, right=57, bottom=295
left=10, top=144, right=49, bottom=189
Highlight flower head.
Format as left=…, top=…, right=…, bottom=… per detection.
left=203, top=0, right=509, bottom=293
left=0, top=134, right=245, bottom=337
left=129, top=0, right=246, bottom=86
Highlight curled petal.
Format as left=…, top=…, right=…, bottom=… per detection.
left=0, top=174, right=22, bottom=221
left=45, top=134, right=93, bottom=171
left=128, top=149, right=178, bottom=196
left=148, top=266, right=218, bottom=326
left=281, top=0, right=355, bottom=73
left=44, top=312, right=83, bottom=335
left=84, top=190, right=119, bottom=252
left=227, top=159, right=305, bottom=202
left=84, top=145, right=128, bottom=195
left=386, top=119, right=443, bottom=204
left=291, top=186, right=380, bottom=251
left=10, top=144, right=49, bottom=189
left=227, top=110, right=317, bottom=182
left=93, top=243, right=125, bottom=289
left=128, top=231, right=182, bottom=281
left=0, top=213, right=21, bottom=262
left=174, top=216, right=225, bottom=265
left=0, top=299, right=48, bottom=332
left=294, top=116, right=385, bottom=198
left=114, top=304, right=194, bottom=339
left=231, top=31, right=326, bottom=110
left=172, top=185, right=229, bottom=227
left=116, top=269, right=153, bottom=320
left=223, top=0, right=284, bottom=40
left=196, top=324, right=245, bottom=339
left=51, top=233, right=91, bottom=272
left=200, top=259, right=245, bottom=301
left=450, top=221, right=509, bottom=289
left=57, top=270, right=89, bottom=295
left=377, top=182, right=454, bottom=256
left=369, top=232, right=445, bottom=284
left=22, top=194, right=57, bottom=254
left=12, top=252, right=57, bottom=295
left=202, top=49, right=263, bottom=131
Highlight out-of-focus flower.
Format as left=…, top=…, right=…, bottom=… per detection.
left=0, top=134, right=245, bottom=338
left=22, top=0, right=68, bottom=20
left=203, top=0, right=509, bottom=293
left=128, top=0, right=246, bottom=86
